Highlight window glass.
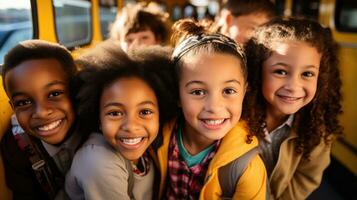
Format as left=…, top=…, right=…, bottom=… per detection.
left=335, top=0, right=357, bottom=32
left=124, top=0, right=136, bottom=6
left=183, top=4, right=197, bottom=19
left=0, top=0, right=33, bottom=65
left=53, top=0, right=91, bottom=48
left=275, top=0, right=286, bottom=16
left=172, top=5, right=182, bottom=21
left=99, top=0, right=117, bottom=39
left=292, top=0, right=320, bottom=20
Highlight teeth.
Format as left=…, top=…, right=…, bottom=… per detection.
left=203, top=119, right=225, bottom=125
left=38, top=120, right=62, bottom=131
left=120, top=138, right=143, bottom=145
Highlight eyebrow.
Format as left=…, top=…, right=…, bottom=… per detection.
left=11, top=80, right=66, bottom=99
left=103, top=101, right=157, bottom=108
left=270, top=62, right=319, bottom=69
left=185, top=79, right=241, bottom=87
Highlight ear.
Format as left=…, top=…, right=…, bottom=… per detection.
left=224, top=11, right=233, bottom=27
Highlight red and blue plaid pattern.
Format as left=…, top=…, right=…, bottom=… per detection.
left=165, top=128, right=220, bottom=199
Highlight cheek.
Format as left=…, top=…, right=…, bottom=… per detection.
left=15, top=110, right=31, bottom=131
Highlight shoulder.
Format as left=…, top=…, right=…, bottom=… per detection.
left=70, top=133, right=128, bottom=177
left=234, top=155, right=267, bottom=199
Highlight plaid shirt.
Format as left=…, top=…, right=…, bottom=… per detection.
left=165, top=127, right=220, bottom=200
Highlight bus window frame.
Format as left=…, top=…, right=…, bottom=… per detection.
left=51, top=0, right=93, bottom=50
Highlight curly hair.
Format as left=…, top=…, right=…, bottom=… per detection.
left=242, top=17, right=343, bottom=158
left=76, top=45, right=178, bottom=148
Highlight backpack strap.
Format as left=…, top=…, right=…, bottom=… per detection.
left=218, top=146, right=260, bottom=199
left=11, top=115, right=63, bottom=199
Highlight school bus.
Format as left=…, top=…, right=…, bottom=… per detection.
left=0, top=0, right=356, bottom=199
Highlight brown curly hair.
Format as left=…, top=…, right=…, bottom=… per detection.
left=242, top=17, right=343, bottom=158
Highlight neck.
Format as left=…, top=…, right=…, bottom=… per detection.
left=265, top=107, right=289, bottom=132
left=181, top=123, right=215, bottom=155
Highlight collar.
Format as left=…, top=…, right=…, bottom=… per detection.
left=41, top=130, right=81, bottom=157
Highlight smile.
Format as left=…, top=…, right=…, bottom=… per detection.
left=37, top=119, right=62, bottom=131
left=200, top=118, right=227, bottom=130
left=119, top=137, right=143, bottom=145
left=277, top=95, right=302, bottom=102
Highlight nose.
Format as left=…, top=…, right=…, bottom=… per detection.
left=204, top=93, right=223, bottom=113
left=120, top=114, right=141, bottom=132
left=32, top=102, right=53, bottom=119
left=284, top=75, right=302, bottom=92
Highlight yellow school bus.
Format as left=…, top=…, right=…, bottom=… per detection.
left=0, top=0, right=356, bottom=199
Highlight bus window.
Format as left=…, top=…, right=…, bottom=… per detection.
left=124, top=0, right=136, bottom=5
left=275, top=0, right=286, bottom=16
left=183, top=4, right=197, bottom=19
left=0, top=0, right=34, bottom=65
left=53, top=0, right=91, bottom=48
left=335, top=0, right=357, bottom=33
left=172, top=5, right=182, bottom=21
left=292, top=0, right=320, bottom=20
left=99, top=0, right=117, bottom=39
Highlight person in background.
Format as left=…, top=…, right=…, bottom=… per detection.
left=243, top=17, right=343, bottom=199
left=0, top=40, right=82, bottom=199
left=109, top=3, right=171, bottom=52
left=216, top=0, right=277, bottom=44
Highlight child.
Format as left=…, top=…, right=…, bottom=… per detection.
left=157, top=19, right=267, bottom=200
left=109, top=3, right=171, bottom=52
left=0, top=39, right=81, bottom=199
left=216, top=0, right=276, bottom=44
left=242, top=17, right=343, bottom=199
left=65, top=46, right=177, bottom=199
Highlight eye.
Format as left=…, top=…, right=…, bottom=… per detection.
left=223, top=88, right=237, bottom=95
left=273, top=69, right=287, bottom=76
left=106, top=111, right=123, bottom=117
left=190, top=89, right=206, bottom=96
left=302, top=71, right=315, bottom=77
left=13, top=99, right=32, bottom=108
left=139, top=109, right=154, bottom=116
left=48, top=90, right=64, bottom=98
left=141, top=36, right=149, bottom=40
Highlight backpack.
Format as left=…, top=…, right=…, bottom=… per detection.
left=11, top=115, right=64, bottom=199
left=218, top=146, right=270, bottom=200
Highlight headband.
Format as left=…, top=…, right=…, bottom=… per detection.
left=172, top=33, right=247, bottom=66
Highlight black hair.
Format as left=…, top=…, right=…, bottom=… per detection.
left=2, top=39, right=78, bottom=103
left=76, top=45, right=178, bottom=148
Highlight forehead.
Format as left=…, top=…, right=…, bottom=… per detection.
left=181, top=53, right=245, bottom=82
left=101, top=77, right=157, bottom=104
left=5, top=59, right=67, bottom=92
left=234, top=12, right=269, bottom=25
left=268, top=40, right=321, bottom=61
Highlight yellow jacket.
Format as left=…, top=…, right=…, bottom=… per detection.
left=269, top=130, right=332, bottom=200
left=157, top=120, right=267, bottom=200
